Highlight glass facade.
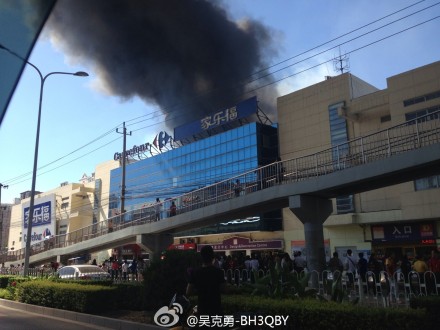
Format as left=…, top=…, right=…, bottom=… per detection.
left=109, top=122, right=281, bottom=233
left=328, top=102, right=354, bottom=214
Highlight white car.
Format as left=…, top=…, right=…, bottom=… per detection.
left=56, top=265, right=111, bottom=280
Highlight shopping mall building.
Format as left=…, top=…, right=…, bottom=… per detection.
left=4, top=61, right=440, bottom=264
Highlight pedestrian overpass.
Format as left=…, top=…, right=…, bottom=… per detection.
left=3, top=111, right=440, bottom=272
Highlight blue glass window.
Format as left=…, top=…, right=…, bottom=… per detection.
left=109, top=122, right=272, bottom=215
left=328, top=102, right=354, bottom=214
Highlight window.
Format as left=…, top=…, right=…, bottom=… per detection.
left=61, top=202, right=69, bottom=209
left=403, top=90, right=440, bottom=107
left=405, top=105, right=440, bottom=123
left=414, top=175, right=440, bottom=191
left=380, top=115, right=391, bottom=123
left=328, top=102, right=354, bottom=214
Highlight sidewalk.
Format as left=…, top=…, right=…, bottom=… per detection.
left=0, top=298, right=162, bottom=330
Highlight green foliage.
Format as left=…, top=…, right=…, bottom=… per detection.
left=243, top=262, right=316, bottom=299
left=0, top=275, right=31, bottom=289
left=0, top=276, right=11, bottom=288
left=142, top=250, right=201, bottom=309
left=222, top=295, right=432, bottom=329
left=330, top=272, right=344, bottom=303
left=113, top=282, right=144, bottom=310
left=15, top=280, right=116, bottom=313
left=0, top=288, right=14, bottom=300
left=410, top=295, right=440, bottom=324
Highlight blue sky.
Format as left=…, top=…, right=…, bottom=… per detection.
left=0, top=0, right=439, bottom=204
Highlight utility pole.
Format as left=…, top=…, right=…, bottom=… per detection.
left=116, top=122, right=132, bottom=218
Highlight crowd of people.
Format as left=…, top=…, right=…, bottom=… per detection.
left=202, top=250, right=311, bottom=283
left=325, top=249, right=440, bottom=295
left=194, top=248, right=440, bottom=291
left=99, top=256, right=146, bottom=281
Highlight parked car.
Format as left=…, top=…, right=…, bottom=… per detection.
left=56, top=265, right=111, bottom=280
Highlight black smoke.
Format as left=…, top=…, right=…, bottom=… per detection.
left=46, top=0, right=278, bottom=128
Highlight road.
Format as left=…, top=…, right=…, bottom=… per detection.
left=0, top=304, right=112, bottom=330
left=0, top=302, right=160, bottom=330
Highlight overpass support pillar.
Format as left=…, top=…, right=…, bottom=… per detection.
left=137, top=233, right=173, bottom=262
left=289, top=195, right=332, bottom=275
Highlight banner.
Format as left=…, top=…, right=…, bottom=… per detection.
left=22, top=194, right=56, bottom=247
left=174, top=96, right=257, bottom=141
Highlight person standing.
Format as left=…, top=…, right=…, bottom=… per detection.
left=111, top=258, right=119, bottom=281
left=427, top=250, right=440, bottom=294
left=169, top=201, right=177, bottom=217
left=233, top=179, right=242, bottom=197
left=293, top=251, right=307, bottom=273
left=186, top=245, right=226, bottom=316
left=121, top=259, right=128, bottom=281
left=357, top=252, right=368, bottom=289
left=400, top=254, right=412, bottom=279
left=154, top=198, right=161, bottom=221
left=328, top=252, right=343, bottom=273
left=412, top=255, right=428, bottom=281
left=385, top=253, right=397, bottom=277
left=130, top=258, right=138, bottom=281
left=344, top=249, right=358, bottom=288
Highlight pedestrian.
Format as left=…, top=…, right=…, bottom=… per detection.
left=427, top=250, right=440, bottom=294
left=357, top=252, right=368, bottom=292
left=121, top=260, right=128, bottom=281
left=130, top=258, right=138, bottom=281
left=328, top=252, right=343, bottom=273
left=344, top=249, right=357, bottom=288
left=111, top=258, right=119, bottom=281
left=412, top=255, right=428, bottom=281
left=186, top=245, right=227, bottom=316
left=400, top=254, right=412, bottom=279
left=293, top=251, right=307, bottom=273
left=385, top=253, right=397, bottom=277
left=169, top=201, right=177, bottom=217
left=154, top=198, right=161, bottom=221
left=233, top=179, right=242, bottom=197
left=275, top=157, right=285, bottom=184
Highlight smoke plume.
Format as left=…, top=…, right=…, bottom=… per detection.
left=46, top=0, right=278, bottom=128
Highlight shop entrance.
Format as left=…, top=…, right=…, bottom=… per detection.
left=373, top=243, right=437, bottom=262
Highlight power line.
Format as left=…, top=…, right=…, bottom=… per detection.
left=2, top=1, right=438, bottom=193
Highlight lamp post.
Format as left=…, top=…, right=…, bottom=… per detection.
left=0, top=43, right=88, bottom=275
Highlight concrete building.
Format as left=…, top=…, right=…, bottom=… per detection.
left=0, top=203, right=12, bottom=254
left=4, top=61, right=439, bottom=267
left=278, top=61, right=440, bottom=262
left=5, top=160, right=118, bottom=264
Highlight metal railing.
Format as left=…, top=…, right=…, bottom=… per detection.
left=2, top=110, right=440, bottom=263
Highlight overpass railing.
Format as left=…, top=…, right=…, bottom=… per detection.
left=2, top=110, right=440, bottom=264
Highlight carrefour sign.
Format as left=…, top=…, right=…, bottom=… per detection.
left=22, top=194, right=55, bottom=246
left=174, top=96, right=257, bottom=141
left=114, top=131, right=173, bottom=160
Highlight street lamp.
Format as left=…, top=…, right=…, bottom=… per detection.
left=0, top=43, right=88, bottom=275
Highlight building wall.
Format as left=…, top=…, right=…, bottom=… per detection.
left=0, top=204, right=11, bottom=253
left=7, top=182, right=95, bottom=252
left=93, top=160, right=119, bottom=222
left=277, top=62, right=440, bottom=257
left=6, top=62, right=440, bottom=262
